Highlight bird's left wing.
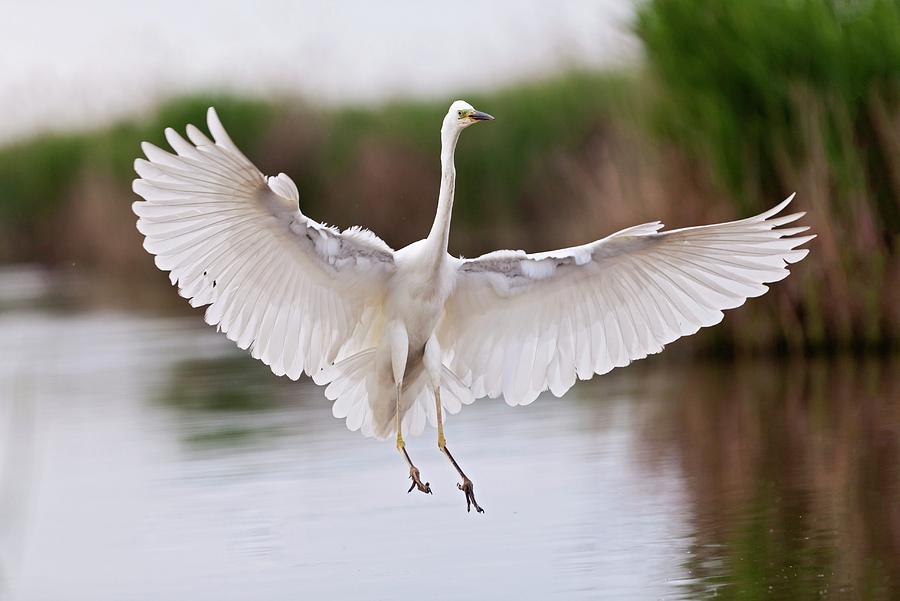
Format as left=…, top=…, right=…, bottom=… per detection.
left=133, top=108, right=395, bottom=379
left=438, top=196, right=813, bottom=406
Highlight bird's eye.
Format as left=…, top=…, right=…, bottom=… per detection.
left=458, top=110, right=465, bottom=118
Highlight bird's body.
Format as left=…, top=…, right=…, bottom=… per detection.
left=389, top=240, right=452, bottom=353
left=368, top=239, right=454, bottom=437
left=310, top=103, right=483, bottom=441
left=132, top=99, right=813, bottom=511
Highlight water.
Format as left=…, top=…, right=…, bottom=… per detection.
left=0, top=308, right=897, bottom=600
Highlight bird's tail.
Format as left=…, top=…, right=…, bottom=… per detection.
left=313, top=349, right=474, bottom=440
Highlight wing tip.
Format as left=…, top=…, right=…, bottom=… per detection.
left=785, top=248, right=811, bottom=264
left=759, top=192, right=797, bottom=220
left=184, top=122, right=203, bottom=137
left=205, top=106, right=241, bottom=153
left=139, top=140, right=156, bottom=158
left=207, top=106, right=225, bottom=136
left=131, top=178, right=152, bottom=198
left=790, top=234, right=817, bottom=246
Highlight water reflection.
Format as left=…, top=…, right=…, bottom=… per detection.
left=161, top=356, right=293, bottom=450
left=641, top=357, right=900, bottom=599
left=1, top=309, right=897, bottom=600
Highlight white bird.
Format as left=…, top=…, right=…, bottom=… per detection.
left=132, top=100, right=813, bottom=513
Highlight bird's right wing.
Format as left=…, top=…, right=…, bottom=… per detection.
left=133, top=108, right=396, bottom=379
left=438, top=196, right=813, bottom=406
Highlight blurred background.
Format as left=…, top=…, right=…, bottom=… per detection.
left=0, top=0, right=898, bottom=599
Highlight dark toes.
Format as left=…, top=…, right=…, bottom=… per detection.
left=457, top=479, right=484, bottom=514
left=407, top=468, right=432, bottom=494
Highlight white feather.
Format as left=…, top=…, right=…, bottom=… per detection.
left=132, top=108, right=395, bottom=388
left=439, top=194, right=814, bottom=406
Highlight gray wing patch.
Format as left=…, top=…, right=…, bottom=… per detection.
left=458, top=252, right=580, bottom=298
left=253, top=184, right=395, bottom=276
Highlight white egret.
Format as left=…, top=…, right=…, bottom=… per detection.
left=132, top=100, right=813, bottom=513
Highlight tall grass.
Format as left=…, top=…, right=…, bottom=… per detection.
left=637, top=0, right=900, bottom=217
left=635, top=0, right=900, bottom=351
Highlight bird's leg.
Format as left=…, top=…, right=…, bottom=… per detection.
left=435, top=386, right=484, bottom=513
left=397, top=383, right=430, bottom=494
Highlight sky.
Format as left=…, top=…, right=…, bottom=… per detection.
left=0, top=0, right=638, bottom=143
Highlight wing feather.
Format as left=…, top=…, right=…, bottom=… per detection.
left=439, top=195, right=813, bottom=405
left=133, top=107, right=395, bottom=378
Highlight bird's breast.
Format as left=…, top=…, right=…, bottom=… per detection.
left=385, top=258, right=453, bottom=346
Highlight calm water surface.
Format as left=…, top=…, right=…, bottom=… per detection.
left=0, top=309, right=897, bottom=600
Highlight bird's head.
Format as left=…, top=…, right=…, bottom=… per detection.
left=445, top=100, right=494, bottom=132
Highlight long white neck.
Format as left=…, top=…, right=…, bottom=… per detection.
left=426, top=123, right=460, bottom=255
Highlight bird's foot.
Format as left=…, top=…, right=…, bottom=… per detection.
left=407, top=465, right=432, bottom=494
left=440, top=443, right=484, bottom=513
left=457, top=477, right=484, bottom=513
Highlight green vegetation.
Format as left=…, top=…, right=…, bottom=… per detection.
left=319, top=72, right=633, bottom=222
left=0, top=95, right=273, bottom=261
left=636, top=0, right=900, bottom=351
left=0, top=72, right=630, bottom=261
left=163, top=355, right=284, bottom=412
left=0, top=1, right=897, bottom=351
left=637, top=0, right=900, bottom=227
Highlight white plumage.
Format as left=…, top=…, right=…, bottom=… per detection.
left=132, top=101, right=814, bottom=443
left=440, top=197, right=811, bottom=406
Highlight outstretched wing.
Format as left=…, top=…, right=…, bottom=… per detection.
left=438, top=195, right=813, bottom=406
left=133, top=107, right=395, bottom=379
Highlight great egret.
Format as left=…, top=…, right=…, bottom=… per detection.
left=132, top=100, right=813, bottom=513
